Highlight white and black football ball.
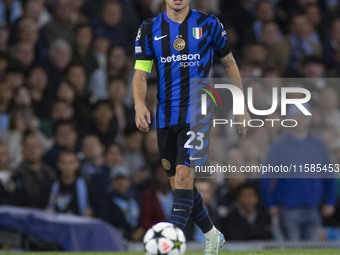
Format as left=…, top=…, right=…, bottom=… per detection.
left=143, top=222, right=186, bottom=255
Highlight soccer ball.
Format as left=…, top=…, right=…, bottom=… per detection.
left=143, top=222, right=186, bottom=255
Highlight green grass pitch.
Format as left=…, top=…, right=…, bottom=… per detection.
left=3, top=251, right=340, bottom=255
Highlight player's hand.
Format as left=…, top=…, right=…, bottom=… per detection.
left=135, top=104, right=151, bottom=133
left=235, top=111, right=251, bottom=139
left=322, top=204, right=335, bottom=218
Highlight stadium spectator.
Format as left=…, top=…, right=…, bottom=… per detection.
left=40, top=0, right=74, bottom=46
left=318, top=86, right=340, bottom=134
left=250, top=1, right=277, bottom=43
left=43, top=120, right=79, bottom=169
left=17, top=18, right=39, bottom=45
left=140, top=161, right=173, bottom=231
left=47, top=151, right=93, bottom=216
left=40, top=100, right=74, bottom=138
left=104, top=143, right=125, bottom=168
left=244, top=43, right=267, bottom=77
left=44, top=39, right=72, bottom=96
left=92, top=36, right=109, bottom=69
left=22, top=0, right=51, bottom=28
left=0, top=142, right=18, bottom=205
left=217, top=177, right=247, bottom=211
left=219, top=183, right=271, bottom=241
left=89, top=45, right=131, bottom=100
left=107, top=76, right=135, bottom=139
left=260, top=104, right=338, bottom=241
left=71, top=24, right=98, bottom=75
left=91, top=0, right=129, bottom=49
left=101, top=165, right=143, bottom=240
left=86, top=100, right=118, bottom=147
left=239, top=138, right=262, bottom=168
left=301, top=55, right=325, bottom=78
left=9, top=0, right=49, bottom=43
left=14, top=131, right=55, bottom=209
left=69, top=0, right=87, bottom=24
left=13, top=42, right=35, bottom=70
left=56, top=81, right=75, bottom=105
left=26, top=65, right=51, bottom=120
left=0, top=0, right=23, bottom=25
left=123, top=125, right=146, bottom=177
left=90, top=143, right=125, bottom=197
left=80, top=134, right=105, bottom=179
left=323, top=18, right=340, bottom=68
left=220, top=0, right=254, bottom=49
left=266, top=13, right=321, bottom=76
left=3, top=65, right=24, bottom=91
left=261, top=21, right=281, bottom=48
left=1, top=105, right=51, bottom=169
left=142, top=129, right=159, bottom=167
left=65, top=62, right=92, bottom=133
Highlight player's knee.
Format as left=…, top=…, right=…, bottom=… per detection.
left=175, top=165, right=193, bottom=189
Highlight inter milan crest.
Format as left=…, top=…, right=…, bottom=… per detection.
left=173, top=35, right=186, bottom=51
left=193, top=27, right=202, bottom=39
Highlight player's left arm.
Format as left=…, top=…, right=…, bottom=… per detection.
left=211, top=16, right=251, bottom=138
left=220, top=53, right=251, bottom=138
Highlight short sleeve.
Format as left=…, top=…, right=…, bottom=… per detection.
left=211, top=16, right=231, bottom=59
left=135, top=20, right=154, bottom=61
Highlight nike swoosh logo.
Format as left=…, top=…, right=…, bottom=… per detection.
left=154, top=35, right=168, bottom=41
left=189, top=156, right=201, bottom=161
left=174, top=208, right=186, bottom=212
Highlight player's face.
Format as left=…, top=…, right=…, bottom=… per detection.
left=165, top=0, right=190, bottom=12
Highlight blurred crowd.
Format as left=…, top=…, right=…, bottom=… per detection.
left=0, top=0, right=340, bottom=244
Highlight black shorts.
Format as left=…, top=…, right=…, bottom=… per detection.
left=157, top=124, right=211, bottom=177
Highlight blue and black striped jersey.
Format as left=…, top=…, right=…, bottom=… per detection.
left=135, top=9, right=230, bottom=128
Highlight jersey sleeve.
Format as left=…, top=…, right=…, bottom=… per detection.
left=134, top=20, right=154, bottom=73
left=211, top=16, right=231, bottom=59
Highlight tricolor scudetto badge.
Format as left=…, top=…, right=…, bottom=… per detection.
left=193, top=27, right=202, bottom=39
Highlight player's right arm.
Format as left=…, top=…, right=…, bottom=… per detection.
left=133, top=70, right=151, bottom=132
left=133, top=20, right=154, bottom=133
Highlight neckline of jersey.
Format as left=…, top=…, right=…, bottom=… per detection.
left=163, top=9, right=192, bottom=25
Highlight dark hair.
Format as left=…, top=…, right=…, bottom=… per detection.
left=66, top=61, right=86, bottom=74
left=103, top=0, right=121, bottom=8
left=74, top=23, right=91, bottom=34
left=57, top=150, right=80, bottom=178
left=302, top=55, right=324, bottom=66
left=53, top=99, right=71, bottom=107
left=5, top=64, right=25, bottom=75
left=108, top=75, right=128, bottom=88
left=91, top=99, right=111, bottom=111
left=22, top=130, right=38, bottom=145
left=288, top=12, right=307, bottom=26
left=255, top=0, right=273, bottom=11
left=53, top=119, right=77, bottom=136
left=235, top=182, right=259, bottom=199
left=106, top=142, right=126, bottom=155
